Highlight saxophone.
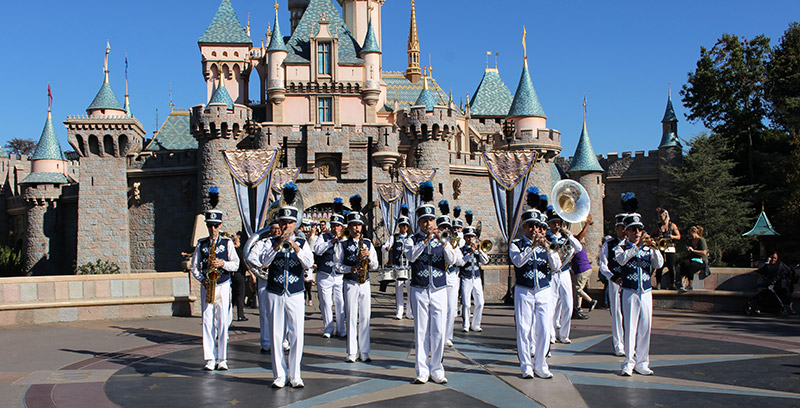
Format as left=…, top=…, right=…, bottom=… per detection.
left=203, top=236, right=220, bottom=305
left=355, top=237, right=369, bottom=284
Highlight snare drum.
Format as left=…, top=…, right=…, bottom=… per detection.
left=378, top=268, right=395, bottom=283
left=394, top=268, right=410, bottom=281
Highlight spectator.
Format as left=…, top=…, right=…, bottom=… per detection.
left=678, top=226, right=708, bottom=293
left=652, top=208, right=681, bottom=289
left=571, top=214, right=596, bottom=319
left=755, top=251, right=797, bottom=315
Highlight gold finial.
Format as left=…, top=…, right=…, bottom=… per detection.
left=103, top=39, right=111, bottom=82
left=486, top=51, right=491, bottom=68
left=668, top=82, right=672, bottom=98
left=522, top=26, right=527, bottom=60
left=246, top=13, right=251, bottom=37
left=274, top=0, right=279, bottom=10
left=169, top=83, right=174, bottom=109
left=428, top=54, right=433, bottom=74
left=582, top=93, right=587, bottom=123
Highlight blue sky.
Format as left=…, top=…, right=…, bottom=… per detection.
left=0, top=0, right=797, bottom=157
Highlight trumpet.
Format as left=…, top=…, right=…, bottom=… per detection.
left=339, top=228, right=351, bottom=240
left=641, top=235, right=659, bottom=250
left=656, top=238, right=672, bottom=251
left=480, top=239, right=493, bottom=252
left=440, top=230, right=452, bottom=241
left=280, top=240, right=293, bottom=252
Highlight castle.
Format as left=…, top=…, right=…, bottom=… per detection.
left=3, top=0, right=682, bottom=276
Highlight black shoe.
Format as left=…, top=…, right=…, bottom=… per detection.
left=260, top=348, right=270, bottom=354
left=589, top=300, right=597, bottom=312
left=237, top=316, right=248, bottom=322
left=572, top=311, right=589, bottom=320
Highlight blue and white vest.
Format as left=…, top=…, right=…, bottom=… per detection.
left=458, top=246, right=482, bottom=279
left=341, top=238, right=373, bottom=282
left=197, top=236, right=232, bottom=284
left=266, top=236, right=307, bottom=295
left=512, top=237, right=552, bottom=290
left=314, top=232, right=337, bottom=275
left=616, top=241, right=654, bottom=292
left=389, top=233, right=408, bottom=268
left=549, top=232, right=571, bottom=273
left=410, top=232, right=447, bottom=289
left=606, top=237, right=622, bottom=281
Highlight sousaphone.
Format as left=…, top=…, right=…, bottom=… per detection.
left=550, top=179, right=591, bottom=264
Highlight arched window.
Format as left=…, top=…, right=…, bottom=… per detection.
left=119, top=134, right=129, bottom=156
left=88, top=135, right=100, bottom=155
left=103, top=135, right=115, bottom=156
left=75, top=135, right=86, bottom=156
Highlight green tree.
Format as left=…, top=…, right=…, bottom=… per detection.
left=766, top=22, right=800, bottom=135
left=666, top=133, right=753, bottom=265
left=681, top=33, right=771, bottom=183
left=4, top=138, right=36, bottom=156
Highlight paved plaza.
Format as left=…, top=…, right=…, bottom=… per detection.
left=2, top=289, right=800, bottom=408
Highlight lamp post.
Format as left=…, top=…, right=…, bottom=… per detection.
left=502, top=119, right=516, bottom=304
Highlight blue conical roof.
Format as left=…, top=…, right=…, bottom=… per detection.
left=31, top=111, right=66, bottom=161
left=659, top=131, right=680, bottom=148
left=508, top=60, right=546, bottom=118
left=414, top=77, right=437, bottom=112
left=360, top=18, right=381, bottom=54
left=662, top=94, right=678, bottom=123
left=87, top=79, right=124, bottom=111
left=469, top=68, right=513, bottom=117
left=742, top=211, right=780, bottom=236
left=568, top=120, right=603, bottom=173
left=209, top=83, right=234, bottom=109
left=198, top=0, right=252, bottom=44
left=267, top=10, right=288, bottom=52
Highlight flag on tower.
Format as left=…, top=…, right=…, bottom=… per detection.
left=48, top=84, right=52, bottom=110
left=522, top=26, right=527, bottom=58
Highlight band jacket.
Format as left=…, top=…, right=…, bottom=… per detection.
left=406, top=232, right=458, bottom=289
left=389, top=233, right=408, bottom=268
left=598, top=237, right=622, bottom=282
left=335, top=238, right=379, bottom=282
left=613, top=240, right=665, bottom=293
left=313, top=231, right=338, bottom=275
left=510, top=237, right=561, bottom=290
left=247, top=235, right=314, bottom=296
left=191, top=236, right=239, bottom=285
left=458, top=245, right=489, bottom=279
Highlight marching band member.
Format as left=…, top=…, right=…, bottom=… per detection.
left=597, top=192, right=637, bottom=356
left=190, top=209, right=240, bottom=371
left=255, top=220, right=282, bottom=354
left=382, top=204, right=413, bottom=320
left=510, top=188, right=561, bottom=379
left=438, top=200, right=464, bottom=347
left=459, top=210, right=489, bottom=332
left=452, top=206, right=464, bottom=241
left=546, top=208, right=583, bottom=344
left=614, top=211, right=664, bottom=376
left=313, top=197, right=347, bottom=338
left=247, top=184, right=313, bottom=388
left=335, top=195, right=379, bottom=363
left=405, top=181, right=458, bottom=384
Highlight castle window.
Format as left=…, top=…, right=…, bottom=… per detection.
left=318, top=97, right=332, bottom=123
left=317, top=42, right=331, bottom=75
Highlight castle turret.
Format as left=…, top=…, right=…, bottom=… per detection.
left=566, top=110, right=604, bottom=261
left=360, top=15, right=382, bottom=115
left=657, top=90, right=683, bottom=207
left=191, top=69, right=251, bottom=235
left=266, top=3, right=288, bottom=120
left=87, top=44, right=127, bottom=118
left=198, top=0, right=252, bottom=104
left=405, top=0, right=421, bottom=83
left=340, top=0, right=383, bottom=51
left=65, top=46, right=145, bottom=273
left=21, top=106, right=70, bottom=275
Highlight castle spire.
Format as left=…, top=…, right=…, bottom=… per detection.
left=267, top=2, right=288, bottom=52
left=124, top=54, right=131, bottom=118
left=659, top=88, right=680, bottom=148
left=88, top=42, right=125, bottom=114
left=208, top=70, right=234, bottom=110
left=405, top=0, right=421, bottom=83
left=568, top=97, right=603, bottom=174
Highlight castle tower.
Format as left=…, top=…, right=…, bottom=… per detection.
left=288, top=0, right=311, bottom=34
left=340, top=0, right=383, bottom=52
left=191, top=71, right=251, bottom=235
left=65, top=46, right=145, bottom=273
left=405, top=0, right=421, bottom=83
left=657, top=90, right=683, bottom=207
left=266, top=2, right=289, bottom=121
left=360, top=15, right=382, bottom=119
left=20, top=106, right=69, bottom=275
left=566, top=109, right=605, bottom=261
left=198, top=0, right=253, bottom=104
left=506, top=42, right=561, bottom=160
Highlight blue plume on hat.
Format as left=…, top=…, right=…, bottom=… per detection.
left=538, top=194, right=549, bottom=213
left=465, top=210, right=473, bottom=226
left=209, top=186, right=219, bottom=209
left=438, top=200, right=450, bottom=215
left=400, top=203, right=409, bottom=217
left=333, top=197, right=343, bottom=214
left=282, top=183, right=298, bottom=205
left=526, top=186, right=540, bottom=208
left=453, top=206, right=461, bottom=219
left=419, top=181, right=434, bottom=203
left=621, top=192, right=638, bottom=213
left=547, top=205, right=554, bottom=212
left=349, top=194, right=363, bottom=212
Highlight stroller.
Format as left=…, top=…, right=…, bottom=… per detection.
left=744, top=262, right=798, bottom=316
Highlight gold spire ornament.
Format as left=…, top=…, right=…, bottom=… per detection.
left=522, top=26, right=527, bottom=60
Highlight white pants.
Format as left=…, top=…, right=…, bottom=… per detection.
left=445, top=272, right=461, bottom=341
left=266, top=291, right=304, bottom=382
left=621, top=289, right=652, bottom=372
left=395, top=278, right=413, bottom=319
left=411, top=286, right=447, bottom=379
left=316, top=272, right=345, bottom=336
left=515, top=285, right=553, bottom=375
left=201, top=279, right=231, bottom=362
left=461, top=276, right=484, bottom=331
left=608, top=280, right=624, bottom=354
left=552, top=270, right=573, bottom=341
left=257, top=279, right=271, bottom=350
left=344, top=280, right=371, bottom=358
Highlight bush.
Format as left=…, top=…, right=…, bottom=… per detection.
left=76, top=259, right=121, bottom=275
left=0, top=246, right=24, bottom=277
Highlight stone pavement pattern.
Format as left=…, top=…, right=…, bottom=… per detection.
left=2, top=289, right=800, bottom=408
